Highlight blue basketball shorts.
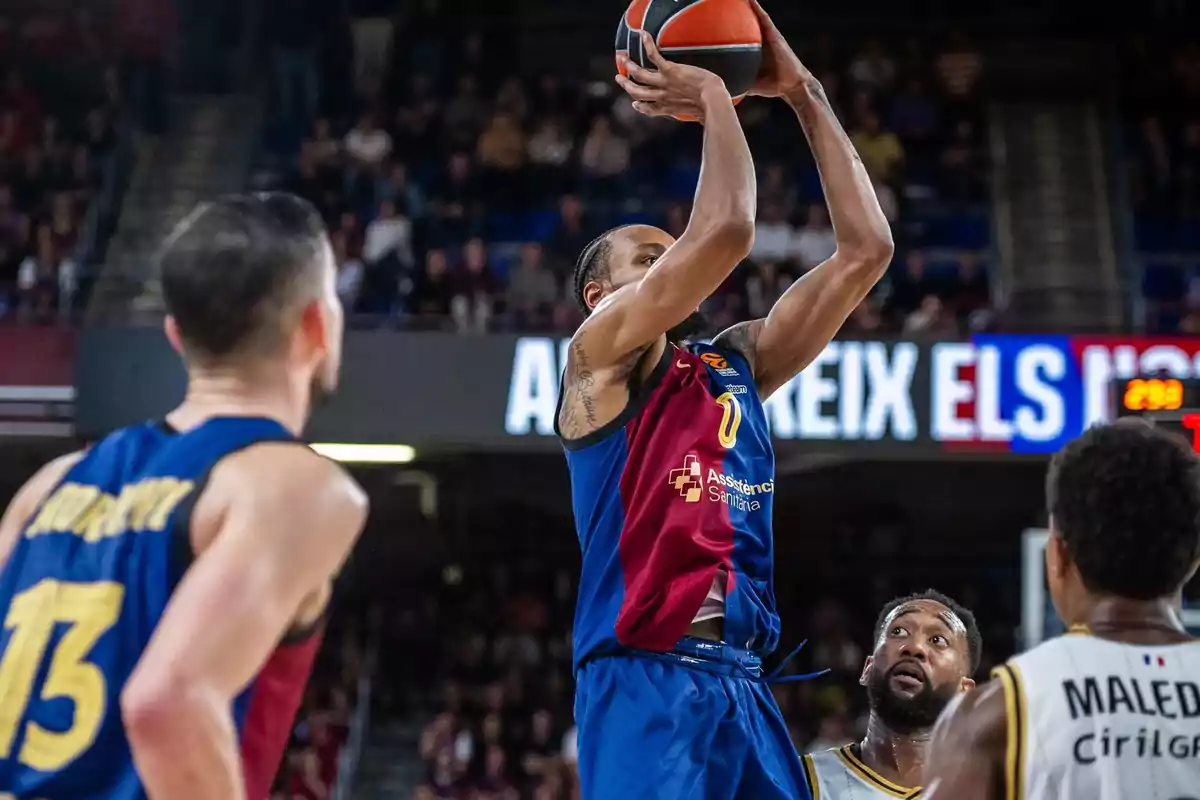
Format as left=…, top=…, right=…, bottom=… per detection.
left=574, top=638, right=813, bottom=800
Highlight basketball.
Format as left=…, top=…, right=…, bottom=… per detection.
left=616, top=0, right=763, bottom=118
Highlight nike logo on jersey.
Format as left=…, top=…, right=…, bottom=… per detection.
left=677, top=360, right=690, bottom=368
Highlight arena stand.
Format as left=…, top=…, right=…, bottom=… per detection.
left=0, top=8, right=131, bottom=324
left=256, top=14, right=996, bottom=336
left=1124, top=39, right=1200, bottom=333
left=8, top=2, right=1200, bottom=800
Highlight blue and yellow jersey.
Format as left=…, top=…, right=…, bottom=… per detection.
left=0, top=417, right=312, bottom=800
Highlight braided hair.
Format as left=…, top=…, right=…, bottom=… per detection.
left=571, top=226, right=630, bottom=314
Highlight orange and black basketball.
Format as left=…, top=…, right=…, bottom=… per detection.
left=616, top=0, right=763, bottom=117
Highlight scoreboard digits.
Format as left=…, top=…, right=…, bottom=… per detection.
left=1121, top=377, right=1185, bottom=412
left=1112, top=377, right=1200, bottom=453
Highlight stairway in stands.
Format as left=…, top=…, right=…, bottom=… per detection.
left=351, top=720, right=427, bottom=799
left=87, top=94, right=263, bottom=323
left=983, top=38, right=1126, bottom=332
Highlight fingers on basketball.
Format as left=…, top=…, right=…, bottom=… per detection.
left=619, top=55, right=663, bottom=88
left=640, top=31, right=668, bottom=68
left=619, top=78, right=663, bottom=103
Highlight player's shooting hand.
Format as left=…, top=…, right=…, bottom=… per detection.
left=616, top=32, right=728, bottom=123
left=746, top=0, right=813, bottom=100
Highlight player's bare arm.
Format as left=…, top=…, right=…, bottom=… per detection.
left=923, top=678, right=1006, bottom=800
left=558, top=32, right=756, bottom=441
left=121, top=444, right=368, bottom=800
left=0, top=451, right=83, bottom=571
left=712, top=1, right=893, bottom=400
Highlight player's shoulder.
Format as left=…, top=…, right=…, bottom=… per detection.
left=799, top=747, right=834, bottom=795
left=0, top=450, right=87, bottom=562
left=12, top=450, right=87, bottom=516
left=804, top=745, right=844, bottom=768
left=802, top=746, right=869, bottom=797
left=217, top=441, right=365, bottom=505
left=29, top=449, right=87, bottom=489
left=1005, top=630, right=1092, bottom=676
left=23, top=445, right=84, bottom=489
left=696, top=337, right=751, bottom=365
left=1, top=425, right=163, bottom=534
left=708, top=320, right=762, bottom=370
left=802, top=745, right=857, bottom=784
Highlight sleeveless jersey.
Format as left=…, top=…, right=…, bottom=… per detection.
left=997, top=632, right=1200, bottom=800
left=0, top=417, right=323, bottom=800
left=802, top=745, right=923, bottom=800
left=559, top=342, right=780, bottom=669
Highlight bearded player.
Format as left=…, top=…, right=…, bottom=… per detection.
left=924, top=421, right=1200, bottom=800
left=0, top=193, right=367, bottom=799
left=802, top=591, right=981, bottom=799
left=555, top=3, right=893, bottom=797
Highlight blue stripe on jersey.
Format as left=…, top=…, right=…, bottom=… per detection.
left=566, top=432, right=631, bottom=671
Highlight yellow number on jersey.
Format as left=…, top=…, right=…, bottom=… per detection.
left=0, top=580, right=125, bottom=771
left=715, top=391, right=743, bottom=449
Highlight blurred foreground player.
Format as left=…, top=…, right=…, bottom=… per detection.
left=925, top=421, right=1200, bottom=800
left=556, top=5, right=893, bottom=798
left=0, top=193, right=368, bottom=799
left=803, top=590, right=980, bottom=798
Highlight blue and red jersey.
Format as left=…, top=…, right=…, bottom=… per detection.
left=560, top=342, right=781, bottom=670
left=0, top=417, right=321, bottom=800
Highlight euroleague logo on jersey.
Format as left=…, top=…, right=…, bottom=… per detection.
left=668, top=454, right=773, bottom=512
left=699, top=352, right=740, bottom=378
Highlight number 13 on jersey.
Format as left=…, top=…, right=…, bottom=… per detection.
left=0, top=580, right=124, bottom=771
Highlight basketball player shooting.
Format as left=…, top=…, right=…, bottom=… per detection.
left=924, top=421, right=1200, bottom=800
left=803, top=590, right=980, bottom=799
left=556, top=3, right=893, bottom=798
left=0, top=193, right=368, bottom=800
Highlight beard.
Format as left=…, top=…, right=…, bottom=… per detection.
left=667, top=310, right=713, bottom=344
left=865, top=664, right=960, bottom=733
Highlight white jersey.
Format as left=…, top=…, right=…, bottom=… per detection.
left=802, top=744, right=922, bottom=800
left=1000, top=631, right=1200, bottom=800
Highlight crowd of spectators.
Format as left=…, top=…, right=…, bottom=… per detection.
left=1127, top=40, right=1200, bottom=333
left=0, top=11, right=123, bottom=324
left=404, top=561, right=581, bottom=800
left=263, top=10, right=995, bottom=336
left=404, top=545, right=1009, bottom=800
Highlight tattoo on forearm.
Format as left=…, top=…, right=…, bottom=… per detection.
left=805, top=79, right=832, bottom=113
left=794, top=79, right=863, bottom=171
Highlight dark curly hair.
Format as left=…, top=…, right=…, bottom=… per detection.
left=571, top=226, right=630, bottom=314
left=1047, top=421, right=1200, bottom=601
left=874, top=589, right=982, bottom=674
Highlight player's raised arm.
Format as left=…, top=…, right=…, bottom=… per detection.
left=712, top=1, right=894, bottom=399
left=922, top=679, right=1006, bottom=800
left=575, top=32, right=756, bottom=369
left=120, top=444, right=368, bottom=800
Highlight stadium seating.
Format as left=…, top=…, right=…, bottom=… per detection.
left=1124, top=40, right=1200, bottom=333
left=259, top=18, right=996, bottom=336
left=0, top=8, right=131, bottom=324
